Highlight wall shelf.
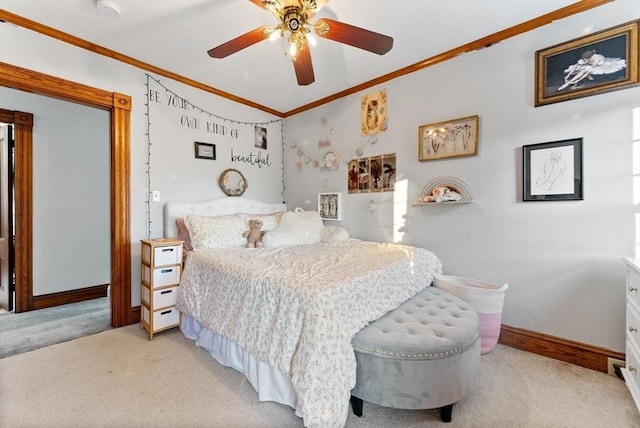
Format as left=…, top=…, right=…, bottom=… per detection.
left=412, top=200, right=473, bottom=207
left=415, top=176, right=473, bottom=205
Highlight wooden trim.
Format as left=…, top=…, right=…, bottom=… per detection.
left=0, top=0, right=612, bottom=118
left=0, top=109, right=35, bottom=313
left=32, top=284, right=108, bottom=310
left=0, top=63, right=133, bottom=328
left=0, top=10, right=282, bottom=117
left=111, top=95, right=132, bottom=327
left=131, top=305, right=141, bottom=324
left=283, top=0, right=613, bottom=117
left=498, top=324, right=625, bottom=373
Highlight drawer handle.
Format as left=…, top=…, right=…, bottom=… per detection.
left=161, top=248, right=174, bottom=252
left=160, top=290, right=173, bottom=295
left=160, top=310, right=172, bottom=315
left=630, top=287, right=638, bottom=293
left=630, top=366, right=637, bottom=373
left=630, top=327, right=638, bottom=333
left=160, top=268, right=173, bottom=273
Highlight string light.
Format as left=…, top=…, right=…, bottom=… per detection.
left=144, top=74, right=286, bottom=237
left=290, top=117, right=388, bottom=171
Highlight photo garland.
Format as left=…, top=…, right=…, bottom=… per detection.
left=347, top=153, right=396, bottom=194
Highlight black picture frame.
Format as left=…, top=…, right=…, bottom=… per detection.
left=535, top=20, right=639, bottom=107
left=523, top=138, right=583, bottom=202
left=194, top=142, right=216, bottom=160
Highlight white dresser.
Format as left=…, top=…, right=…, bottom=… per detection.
left=623, top=257, right=640, bottom=412
left=140, top=238, right=183, bottom=340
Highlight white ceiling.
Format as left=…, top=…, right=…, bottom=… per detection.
left=2, top=0, right=582, bottom=114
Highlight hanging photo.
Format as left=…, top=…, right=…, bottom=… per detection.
left=254, top=125, right=267, bottom=149
left=318, top=192, right=342, bottom=221
left=348, top=153, right=396, bottom=194
left=361, top=90, right=388, bottom=136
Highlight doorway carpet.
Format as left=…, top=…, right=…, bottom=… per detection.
left=0, top=297, right=110, bottom=358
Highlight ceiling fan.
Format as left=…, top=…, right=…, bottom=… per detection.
left=207, top=0, right=394, bottom=86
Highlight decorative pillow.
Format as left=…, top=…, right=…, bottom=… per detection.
left=175, top=217, right=193, bottom=251
left=320, top=226, right=350, bottom=243
left=183, top=214, right=247, bottom=250
left=262, top=208, right=324, bottom=247
left=237, top=212, right=283, bottom=232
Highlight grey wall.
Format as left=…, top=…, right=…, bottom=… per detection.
left=0, top=89, right=110, bottom=295
left=283, top=1, right=639, bottom=352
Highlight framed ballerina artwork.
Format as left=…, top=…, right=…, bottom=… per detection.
left=522, top=138, right=583, bottom=202
left=535, top=20, right=639, bottom=107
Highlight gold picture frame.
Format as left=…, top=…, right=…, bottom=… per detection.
left=535, top=20, right=639, bottom=107
left=418, top=115, right=479, bottom=161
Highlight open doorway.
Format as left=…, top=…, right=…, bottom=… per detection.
left=0, top=63, right=133, bottom=327
left=1, top=90, right=111, bottom=313
left=0, top=123, right=14, bottom=311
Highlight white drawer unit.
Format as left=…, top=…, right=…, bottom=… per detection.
left=140, top=238, right=184, bottom=340
left=623, top=257, right=640, bottom=413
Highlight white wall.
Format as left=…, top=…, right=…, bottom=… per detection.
left=0, top=2, right=637, bottom=352
left=0, top=23, right=283, bottom=305
left=0, top=88, right=110, bottom=296
left=283, top=1, right=639, bottom=352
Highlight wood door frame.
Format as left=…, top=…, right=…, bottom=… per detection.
left=0, top=62, right=132, bottom=327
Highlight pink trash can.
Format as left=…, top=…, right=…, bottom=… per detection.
left=434, top=275, right=508, bottom=354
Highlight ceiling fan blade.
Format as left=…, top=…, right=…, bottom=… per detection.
left=293, top=45, right=315, bottom=85
left=207, top=27, right=269, bottom=58
left=248, top=0, right=267, bottom=9
left=314, top=18, right=393, bottom=55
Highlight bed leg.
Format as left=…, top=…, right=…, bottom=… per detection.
left=439, top=403, right=453, bottom=422
left=350, top=395, right=363, bottom=417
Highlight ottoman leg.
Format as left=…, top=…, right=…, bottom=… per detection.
left=350, top=395, right=363, bottom=417
left=439, top=403, right=453, bottom=422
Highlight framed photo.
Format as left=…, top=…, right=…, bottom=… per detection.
left=523, top=138, right=583, bottom=202
left=361, top=89, right=388, bottom=136
left=194, top=142, right=216, bottom=160
left=418, top=115, right=478, bottom=161
left=535, top=20, right=639, bottom=107
left=254, top=125, right=267, bottom=149
left=318, top=192, right=342, bottom=221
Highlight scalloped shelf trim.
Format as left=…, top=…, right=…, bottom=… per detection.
left=418, top=176, right=473, bottom=203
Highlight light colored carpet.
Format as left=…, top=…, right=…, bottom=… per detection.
left=0, top=297, right=111, bottom=358
left=1, top=324, right=638, bottom=428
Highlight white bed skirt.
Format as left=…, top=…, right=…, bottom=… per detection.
left=181, top=315, right=300, bottom=413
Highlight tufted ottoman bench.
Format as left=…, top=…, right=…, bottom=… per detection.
left=350, top=286, right=481, bottom=422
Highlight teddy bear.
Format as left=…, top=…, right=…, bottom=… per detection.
left=242, top=219, right=265, bottom=248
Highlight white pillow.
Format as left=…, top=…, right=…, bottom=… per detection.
left=183, top=214, right=246, bottom=250
left=237, top=212, right=283, bottom=232
left=320, top=226, right=350, bottom=243
left=262, top=209, right=324, bottom=247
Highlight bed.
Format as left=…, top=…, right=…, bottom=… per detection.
left=165, top=197, right=443, bottom=428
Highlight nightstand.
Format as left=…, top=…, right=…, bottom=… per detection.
left=140, top=238, right=183, bottom=340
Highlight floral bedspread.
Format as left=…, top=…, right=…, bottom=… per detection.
left=176, top=239, right=442, bottom=428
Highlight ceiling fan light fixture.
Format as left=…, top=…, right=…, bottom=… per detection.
left=96, top=0, right=121, bottom=17
left=307, top=32, right=317, bottom=46
left=267, top=27, right=283, bottom=41
left=288, top=41, right=298, bottom=57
